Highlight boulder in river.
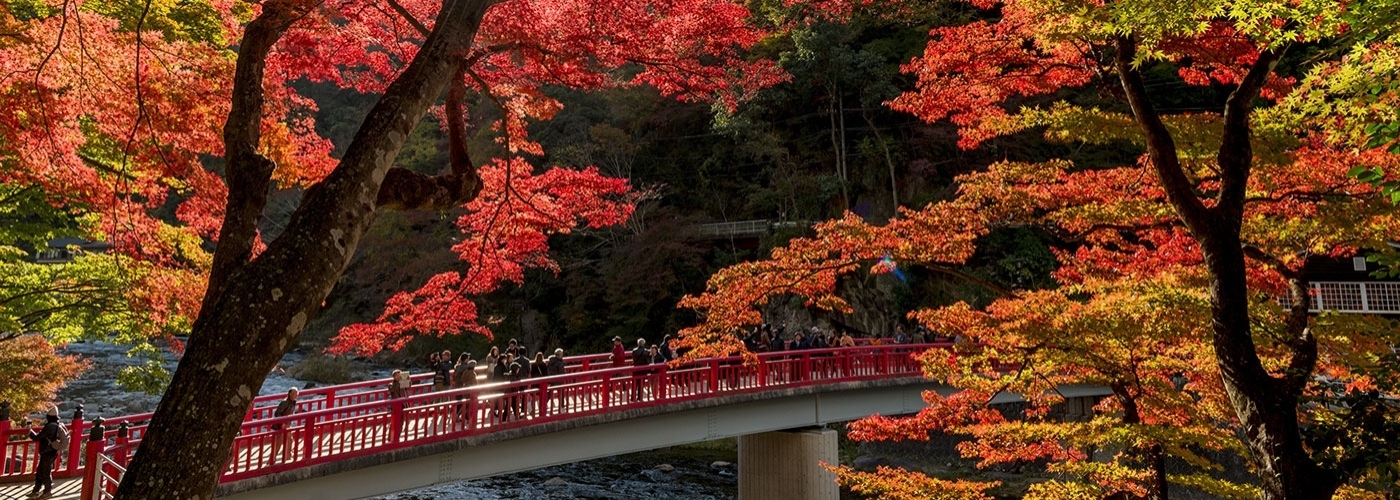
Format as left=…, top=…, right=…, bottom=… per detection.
left=852, top=455, right=890, bottom=472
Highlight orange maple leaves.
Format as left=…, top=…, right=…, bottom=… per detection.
left=676, top=204, right=985, bottom=358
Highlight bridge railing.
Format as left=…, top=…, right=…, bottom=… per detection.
left=0, top=349, right=638, bottom=486
left=83, top=343, right=943, bottom=494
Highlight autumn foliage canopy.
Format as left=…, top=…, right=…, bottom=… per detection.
left=681, top=0, right=1400, bottom=498
left=0, top=0, right=781, bottom=357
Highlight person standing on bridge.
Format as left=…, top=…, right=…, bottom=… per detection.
left=453, top=355, right=477, bottom=426
left=491, top=355, right=510, bottom=422
left=453, top=354, right=477, bottom=389
left=271, top=388, right=298, bottom=463
left=659, top=335, right=676, bottom=362
left=546, top=348, right=566, bottom=376
left=493, top=355, right=510, bottom=384
left=433, top=350, right=454, bottom=393
left=647, top=344, right=667, bottom=398
left=507, top=353, right=528, bottom=419
left=24, top=406, right=63, bottom=499
left=388, top=370, right=408, bottom=399
left=630, top=339, right=651, bottom=402
left=611, top=336, right=626, bottom=368
left=530, top=352, right=548, bottom=378
left=484, top=346, right=500, bottom=382
left=528, top=352, right=548, bottom=416
left=546, top=348, right=567, bottom=411
left=838, top=330, right=855, bottom=347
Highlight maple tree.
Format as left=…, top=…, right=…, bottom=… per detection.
left=681, top=1, right=1400, bottom=499
left=2, top=0, right=778, bottom=493
left=0, top=181, right=191, bottom=397
left=0, top=334, right=85, bottom=416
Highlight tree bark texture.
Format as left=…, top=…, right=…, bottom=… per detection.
left=1113, top=37, right=1339, bottom=500
left=115, top=0, right=496, bottom=496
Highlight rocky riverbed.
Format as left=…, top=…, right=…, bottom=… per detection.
left=370, top=447, right=739, bottom=500
left=52, top=340, right=325, bottom=419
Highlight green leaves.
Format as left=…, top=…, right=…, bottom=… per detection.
left=0, top=184, right=80, bottom=259
left=1362, top=122, right=1400, bottom=154
left=1347, top=166, right=1400, bottom=204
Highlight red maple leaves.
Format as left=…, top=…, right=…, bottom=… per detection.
left=330, top=160, right=638, bottom=356
left=1, top=0, right=783, bottom=357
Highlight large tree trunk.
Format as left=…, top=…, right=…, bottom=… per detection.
left=1201, top=242, right=1339, bottom=500
left=1112, top=37, right=1340, bottom=500
left=115, top=0, right=494, bottom=496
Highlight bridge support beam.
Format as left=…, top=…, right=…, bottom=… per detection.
left=738, top=427, right=837, bottom=500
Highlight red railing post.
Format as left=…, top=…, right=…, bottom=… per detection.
left=466, top=393, right=477, bottom=430
left=64, top=404, right=85, bottom=476
left=114, top=422, right=131, bottom=469
left=80, top=417, right=106, bottom=500
left=538, top=383, right=550, bottom=417
left=800, top=353, right=812, bottom=382
left=323, top=390, right=337, bottom=412
left=708, top=359, right=719, bottom=394
left=0, top=404, right=10, bottom=477
left=602, top=374, right=612, bottom=411
left=656, top=365, right=668, bottom=400
left=301, top=417, right=315, bottom=463
left=389, top=400, right=403, bottom=444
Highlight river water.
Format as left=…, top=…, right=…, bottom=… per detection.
left=54, top=341, right=740, bottom=499
left=369, top=447, right=738, bottom=500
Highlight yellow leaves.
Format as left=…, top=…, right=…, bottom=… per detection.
left=830, top=464, right=998, bottom=500
left=155, top=222, right=212, bottom=269
left=1045, top=461, right=1149, bottom=496
left=1167, top=472, right=1260, bottom=499
left=957, top=420, right=1086, bottom=467
left=1022, top=479, right=1107, bottom=500
left=953, top=159, right=1070, bottom=224
left=1334, top=484, right=1392, bottom=500
left=1013, top=103, right=1137, bottom=146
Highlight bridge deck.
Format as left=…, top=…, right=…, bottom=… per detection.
left=0, top=478, right=80, bottom=499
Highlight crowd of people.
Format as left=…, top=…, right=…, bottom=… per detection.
left=375, top=336, right=684, bottom=421
left=739, top=323, right=942, bottom=354
left=262, top=328, right=936, bottom=450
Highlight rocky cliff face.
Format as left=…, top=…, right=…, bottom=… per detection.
left=760, top=272, right=905, bottom=338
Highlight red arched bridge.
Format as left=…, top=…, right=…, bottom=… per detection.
left=0, top=343, right=1105, bottom=499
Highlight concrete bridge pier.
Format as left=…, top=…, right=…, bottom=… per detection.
left=738, top=427, right=838, bottom=500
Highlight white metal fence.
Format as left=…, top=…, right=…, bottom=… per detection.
left=1305, top=281, right=1400, bottom=314
left=697, top=220, right=771, bottom=239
